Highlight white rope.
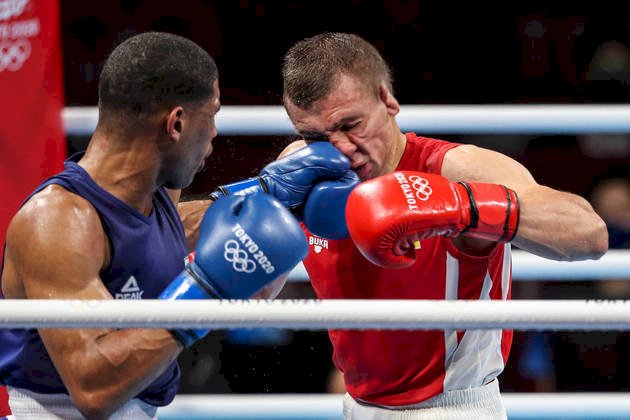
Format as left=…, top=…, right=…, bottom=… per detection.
left=288, top=249, right=630, bottom=281
left=3, top=299, right=630, bottom=330
left=508, top=249, right=630, bottom=280
left=62, top=104, right=630, bottom=135
left=156, top=393, right=630, bottom=419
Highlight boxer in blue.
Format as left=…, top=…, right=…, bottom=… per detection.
left=0, top=32, right=354, bottom=419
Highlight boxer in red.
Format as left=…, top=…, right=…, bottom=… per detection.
left=280, top=32, right=608, bottom=419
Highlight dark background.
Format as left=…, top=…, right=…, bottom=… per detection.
left=62, top=1, right=630, bottom=197
left=60, top=0, right=630, bottom=395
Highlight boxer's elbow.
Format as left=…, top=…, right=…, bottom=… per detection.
left=71, top=389, right=118, bottom=420
left=569, top=199, right=609, bottom=260
left=586, top=218, right=609, bottom=260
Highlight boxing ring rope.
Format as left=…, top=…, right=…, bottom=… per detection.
left=157, top=393, right=630, bottom=419
left=2, top=299, right=630, bottom=330
left=289, top=249, right=630, bottom=281
left=63, top=104, right=630, bottom=135
left=58, top=106, right=630, bottom=419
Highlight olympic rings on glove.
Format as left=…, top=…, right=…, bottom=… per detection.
left=224, top=240, right=257, bottom=273
left=408, top=175, right=433, bottom=201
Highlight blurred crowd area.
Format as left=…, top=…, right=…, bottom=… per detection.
left=59, top=1, right=630, bottom=395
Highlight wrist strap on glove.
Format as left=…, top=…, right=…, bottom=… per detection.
left=208, top=177, right=305, bottom=219
left=209, top=177, right=268, bottom=201
left=457, top=182, right=520, bottom=242
left=163, top=254, right=222, bottom=348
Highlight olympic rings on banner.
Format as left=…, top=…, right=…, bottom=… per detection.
left=0, top=38, right=30, bottom=72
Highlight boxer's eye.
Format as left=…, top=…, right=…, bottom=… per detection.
left=340, top=122, right=359, bottom=132
left=300, top=131, right=329, bottom=143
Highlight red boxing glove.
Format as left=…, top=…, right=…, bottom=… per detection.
left=346, top=171, right=519, bottom=268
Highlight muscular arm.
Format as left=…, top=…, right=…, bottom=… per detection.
left=2, top=186, right=181, bottom=419
left=165, top=187, right=212, bottom=251
left=176, top=199, right=212, bottom=251
left=441, top=144, right=608, bottom=260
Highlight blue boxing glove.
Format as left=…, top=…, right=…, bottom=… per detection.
left=209, top=142, right=350, bottom=214
left=159, top=193, right=308, bottom=347
left=303, top=171, right=361, bottom=240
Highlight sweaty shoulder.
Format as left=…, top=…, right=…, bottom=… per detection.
left=4, top=185, right=109, bottom=297
left=10, top=184, right=99, bottom=231
left=398, top=133, right=460, bottom=174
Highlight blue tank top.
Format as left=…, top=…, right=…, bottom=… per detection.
left=0, top=153, right=188, bottom=406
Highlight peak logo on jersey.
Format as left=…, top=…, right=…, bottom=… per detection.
left=309, top=236, right=328, bottom=254
left=394, top=172, right=432, bottom=212
left=115, top=275, right=144, bottom=299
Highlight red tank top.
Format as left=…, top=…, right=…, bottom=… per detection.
left=303, top=133, right=513, bottom=405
